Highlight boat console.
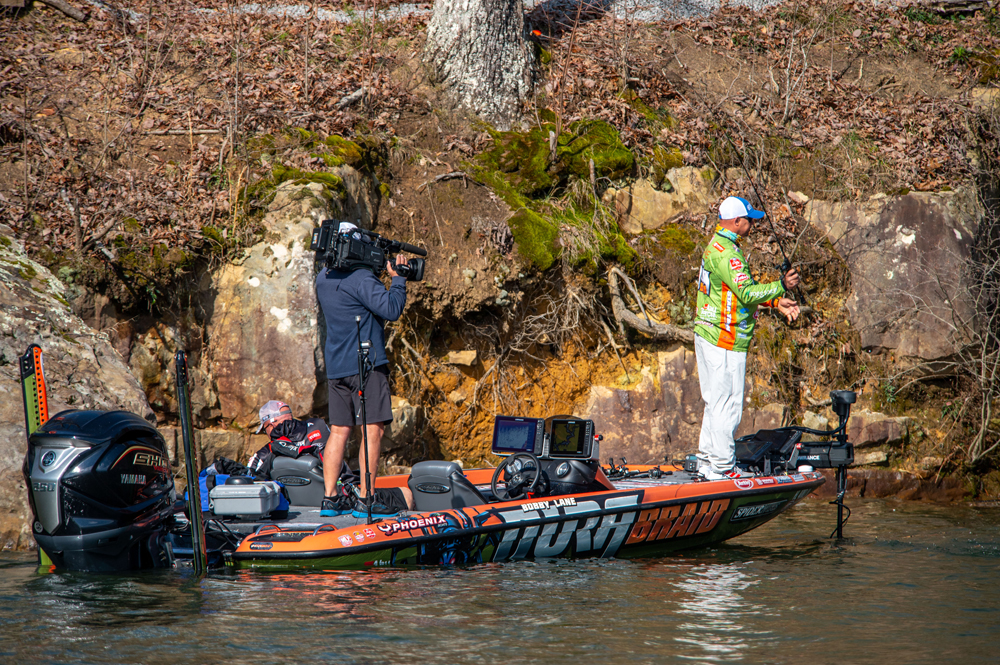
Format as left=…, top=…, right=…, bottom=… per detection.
left=488, top=414, right=605, bottom=501
left=406, top=414, right=606, bottom=512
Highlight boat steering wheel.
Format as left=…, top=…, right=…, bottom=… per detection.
left=491, top=452, right=542, bottom=502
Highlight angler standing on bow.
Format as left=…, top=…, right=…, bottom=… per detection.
left=693, top=196, right=801, bottom=480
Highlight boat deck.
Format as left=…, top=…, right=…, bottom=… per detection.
left=202, top=470, right=705, bottom=536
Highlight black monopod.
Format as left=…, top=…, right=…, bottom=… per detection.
left=355, top=316, right=374, bottom=525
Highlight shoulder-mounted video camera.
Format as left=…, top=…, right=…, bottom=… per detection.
left=310, top=219, right=427, bottom=281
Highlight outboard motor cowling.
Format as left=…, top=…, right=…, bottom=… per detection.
left=24, top=410, right=176, bottom=572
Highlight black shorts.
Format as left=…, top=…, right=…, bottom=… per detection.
left=328, top=366, right=393, bottom=426
left=374, top=487, right=409, bottom=513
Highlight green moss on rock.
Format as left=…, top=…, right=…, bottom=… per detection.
left=243, top=165, right=345, bottom=214
left=507, top=208, right=559, bottom=271
left=647, top=145, right=684, bottom=190
left=619, top=90, right=678, bottom=132
left=655, top=224, right=700, bottom=257
left=639, top=223, right=705, bottom=294
left=18, top=262, right=37, bottom=281
left=599, top=233, right=639, bottom=272
left=248, top=129, right=376, bottom=173
left=473, top=115, right=637, bottom=274
left=562, top=120, right=634, bottom=182
left=476, top=117, right=633, bottom=199
left=318, top=135, right=365, bottom=168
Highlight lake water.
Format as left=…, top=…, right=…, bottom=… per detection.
left=1, top=498, right=997, bottom=664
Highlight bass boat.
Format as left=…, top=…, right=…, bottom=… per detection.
left=20, top=344, right=856, bottom=573
left=227, top=401, right=856, bottom=570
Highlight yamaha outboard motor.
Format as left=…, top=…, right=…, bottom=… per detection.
left=24, top=410, right=176, bottom=572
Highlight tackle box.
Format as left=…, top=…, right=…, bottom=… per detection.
left=209, top=481, right=281, bottom=519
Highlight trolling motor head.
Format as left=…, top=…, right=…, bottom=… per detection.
left=830, top=390, right=856, bottom=427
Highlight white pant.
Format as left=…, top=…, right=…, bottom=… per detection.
left=694, top=335, right=746, bottom=473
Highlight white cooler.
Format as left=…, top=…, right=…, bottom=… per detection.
left=209, top=481, right=281, bottom=519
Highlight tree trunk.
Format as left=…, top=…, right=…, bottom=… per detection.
left=38, top=0, right=87, bottom=21
left=423, top=0, right=534, bottom=131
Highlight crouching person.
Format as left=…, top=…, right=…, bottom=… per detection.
left=252, top=399, right=412, bottom=516
left=248, top=400, right=331, bottom=475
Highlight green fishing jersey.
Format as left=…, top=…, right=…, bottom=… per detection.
left=693, top=226, right=786, bottom=352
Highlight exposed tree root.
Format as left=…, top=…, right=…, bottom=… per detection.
left=608, top=267, right=694, bottom=345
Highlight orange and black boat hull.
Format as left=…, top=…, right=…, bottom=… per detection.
left=230, top=469, right=825, bottom=570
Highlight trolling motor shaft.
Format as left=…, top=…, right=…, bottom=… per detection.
left=793, top=390, right=856, bottom=538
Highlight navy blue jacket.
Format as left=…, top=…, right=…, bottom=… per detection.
left=315, top=268, right=406, bottom=379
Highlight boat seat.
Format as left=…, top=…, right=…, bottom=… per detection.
left=407, top=461, right=487, bottom=512
left=271, top=455, right=325, bottom=506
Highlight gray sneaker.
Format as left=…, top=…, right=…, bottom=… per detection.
left=320, top=493, right=353, bottom=517
left=351, top=498, right=400, bottom=519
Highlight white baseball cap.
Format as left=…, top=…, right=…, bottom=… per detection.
left=719, top=196, right=766, bottom=221
left=256, top=400, right=292, bottom=433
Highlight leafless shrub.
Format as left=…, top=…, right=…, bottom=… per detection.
left=957, top=104, right=1000, bottom=464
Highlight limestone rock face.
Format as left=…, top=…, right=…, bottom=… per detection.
left=383, top=396, right=421, bottom=457
left=604, top=168, right=715, bottom=234
left=333, top=165, right=381, bottom=229
left=581, top=346, right=802, bottom=463
left=799, top=410, right=831, bottom=442
left=582, top=347, right=703, bottom=463
left=806, top=190, right=980, bottom=365
left=846, top=409, right=910, bottom=448
left=736, top=403, right=790, bottom=437
left=207, top=181, right=342, bottom=425
left=0, top=227, right=153, bottom=550
left=129, top=325, right=220, bottom=426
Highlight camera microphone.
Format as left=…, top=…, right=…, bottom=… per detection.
left=393, top=240, right=427, bottom=257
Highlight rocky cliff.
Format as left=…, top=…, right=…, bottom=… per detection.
left=0, top=226, right=154, bottom=550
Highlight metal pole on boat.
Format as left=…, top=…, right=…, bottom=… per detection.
left=356, top=317, right=373, bottom=525
left=176, top=350, right=208, bottom=574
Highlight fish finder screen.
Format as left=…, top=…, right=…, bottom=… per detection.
left=492, top=416, right=543, bottom=455
left=549, top=419, right=594, bottom=458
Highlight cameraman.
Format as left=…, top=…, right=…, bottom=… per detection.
left=316, top=222, right=409, bottom=519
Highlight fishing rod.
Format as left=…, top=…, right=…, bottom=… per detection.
left=713, top=117, right=809, bottom=308
left=176, top=350, right=208, bottom=575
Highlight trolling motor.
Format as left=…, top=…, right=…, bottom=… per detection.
left=795, top=390, right=856, bottom=539
left=734, top=390, right=856, bottom=538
